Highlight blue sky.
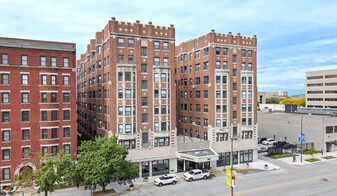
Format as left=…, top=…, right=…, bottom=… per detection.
left=1, top=0, right=337, bottom=95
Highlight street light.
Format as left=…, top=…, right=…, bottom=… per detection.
left=230, top=129, right=240, bottom=196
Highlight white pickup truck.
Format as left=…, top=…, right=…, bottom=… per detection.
left=183, top=169, right=210, bottom=182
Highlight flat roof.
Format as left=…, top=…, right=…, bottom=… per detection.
left=179, top=149, right=216, bottom=157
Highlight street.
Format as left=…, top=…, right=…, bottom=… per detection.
left=127, top=158, right=337, bottom=196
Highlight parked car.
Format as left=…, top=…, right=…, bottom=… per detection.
left=154, top=174, right=177, bottom=187
left=262, top=138, right=276, bottom=145
left=258, top=146, right=268, bottom=153
left=283, top=144, right=296, bottom=149
left=258, top=137, right=267, bottom=144
left=273, top=141, right=288, bottom=147
left=183, top=169, right=210, bottom=182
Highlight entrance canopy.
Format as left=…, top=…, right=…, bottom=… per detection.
left=176, top=149, right=219, bottom=163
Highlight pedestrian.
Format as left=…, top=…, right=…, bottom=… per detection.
left=293, top=155, right=296, bottom=162
left=321, top=149, right=323, bottom=155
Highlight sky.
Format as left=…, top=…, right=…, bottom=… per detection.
left=1, top=0, right=337, bottom=95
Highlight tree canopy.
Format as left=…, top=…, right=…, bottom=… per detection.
left=281, top=97, right=305, bottom=107
left=266, top=97, right=281, bottom=104
left=72, top=136, right=139, bottom=191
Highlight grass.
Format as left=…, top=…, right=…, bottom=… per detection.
left=322, top=156, right=336, bottom=160
left=303, top=150, right=321, bottom=155
left=271, top=154, right=298, bottom=159
left=305, top=158, right=321, bottom=162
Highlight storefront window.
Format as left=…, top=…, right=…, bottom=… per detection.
left=177, top=159, right=184, bottom=172
left=142, top=161, right=149, bottom=177
left=217, top=153, right=226, bottom=167
left=152, top=159, right=169, bottom=176
left=240, top=150, right=253, bottom=163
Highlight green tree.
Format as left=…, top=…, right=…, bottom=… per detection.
left=306, top=147, right=316, bottom=157
left=73, top=136, right=139, bottom=192
left=15, top=150, right=73, bottom=196
left=266, top=97, right=281, bottom=104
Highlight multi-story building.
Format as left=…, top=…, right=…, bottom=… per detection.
left=258, top=91, right=288, bottom=104
left=77, top=18, right=177, bottom=177
left=174, top=30, right=258, bottom=170
left=306, top=69, right=337, bottom=108
left=0, top=37, right=77, bottom=188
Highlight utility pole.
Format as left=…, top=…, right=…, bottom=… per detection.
left=230, top=135, right=234, bottom=196
left=300, top=115, right=303, bottom=162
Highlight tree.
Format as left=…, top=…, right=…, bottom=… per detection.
left=306, top=147, right=317, bottom=157
left=281, top=97, right=305, bottom=107
left=266, top=97, right=281, bottom=104
left=73, top=136, right=139, bottom=192
left=15, top=150, right=73, bottom=196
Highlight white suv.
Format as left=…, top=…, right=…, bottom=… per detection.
left=154, top=174, right=177, bottom=187
left=262, top=138, right=276, bottom=145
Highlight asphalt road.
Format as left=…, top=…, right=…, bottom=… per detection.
left=127, top=158, right=337, bottom=196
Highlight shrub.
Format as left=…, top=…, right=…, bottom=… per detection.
left=305, top=158, right=320, bottom=162
left=271, top=154, right=298, bottom=159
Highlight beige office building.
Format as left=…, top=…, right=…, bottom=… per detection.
left=306, top=69, right=337, bottom=108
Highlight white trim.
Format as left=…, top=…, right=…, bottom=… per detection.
left=62, top=91, right=71, bottom=93
left=21, top=109, right=31, bottom=111
left=21, top=127, right=31, bottom=130
left=20, top=90, right=30, bottom=92
left=20, top=72, right=30, bottom=74
left=39, top=73, right=58, bottom=75
left=0, top=71, right=10, bottom=74
left=62, top=125, right=71, bottom=128
left=41, top=144, right=59, bottom=147
left=0, top=166, right=11, bottom=169
left=62, top=108, right=71, bottom=110
left=40, top=90, right=58, bottom=93
left=21, top=145, right=31, bottom=148
left=1, top=147, right=11, bottom=149
left=40, top=108, right=58, bottom=111
left=1, top=128, right=10, bottom=131
left=1, top=109, right=11, bottom=111
left=40, top=126, right=59, bottom=129
left=62, top=73, right=71, bottom=76
left=0, top=90, right=10, bottom=92
left=63, top=142, right=71, bottom=145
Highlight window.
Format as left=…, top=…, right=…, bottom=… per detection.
left=216, top=61, right=221, bottom=69
left=161, top=73, right=166, bottom=82
left=21, top=74, right=29, bottom=85
left=20, top=92, right=29, bottom=104
left=63, top=75, right=69, bottom=85
left=204, top=104, right=209, bottom=113
left=242, top=104, right=247, bottom=112
left=248, top=50, right=253, bottom=57
left=195, top=50, right=200, bottom=58
left=163, top=58, right=169, bottom=66
left=223, top=61, right=228, bottom=69
left=51, top=128, right=58, bottom=138
left=203, top=76, right=209, bottom=84
left=233, top=69, right=237, bottom=77
left=154, top=57, right=160, bottom=66
left=118, top=55, right=124, bottom=64
left=242, top=91, right=247, bottom=98
left=154, top=41, right=160, bottom=50
left=223, top=48, right=228, bottom=55
left=233, top=97, right=237, bottom=105
left=41, top=111, right=48, bottom=121
left=141, top=47, right=147, bottom=57
left=51, top=75, right=57, bottom=85
left=128, top=55, right=134, bottom=64
left=2, top=111, right=10, bottom=123
left=233, top=55, right=237, bottom=63
left=118, top=38, right=124, bottom=47
left=161, top=89, right=167, bottom=98
left=118, top=106, right=123, bottom=116
left=63, top=57, right=69, bottom=67
left=22, top=111, right=30, bottom=122
left=203, top=62, right=209, bottom=70
left=40, top=56, right=46, bottom=66
left=64, top=144, right=70, bottom=154
left=154, top=89, right=159, bottom=98
left=128, top=38, right=134, bottom=48
left=195, top=64, right=200, bottom=72
left=163, top=42, right=169, bottom=50
left=1, top=92, right=9, bottom=104
left=63, top=92, right=70, bottom=103
left=51, top=93, right=57, bottom=103
left=21, top=55, right=28, bottom=66
left=140, top=64, right=148, bottom=73
left=248, top=63, right=252, bottom=71
left=51, top=110, right=57, bottom=121
left=241, top=49, right=246, bottom=57
left=233, top=111, right=237, bottom=119
left=41, top=129, right=48, bottom=139
left=52, top=146, right=58, bottom=156
left=63, top=110, right=70, bottom=121
left=242, top=63, right=246, bottom=70
left=216, top=47, right=221, bottom=55
left=142, top=97, right=148, bottom=106
left=2, top=130, right=10, bottom=142
left=41, top=93, right=47, bottom=103
left=1, top=73, right=9, bottom=85
left=22, top=129, right=30, bottom=141
left=22, top=147, right=30, bottom=158
left=204, top=90, right=208, bottom=98
left=1, top=54, right=8, bottom=64
left=204, top=47, right=209, bottom=56
left=142, top=114, right=148, bottom=123
left=42, top=147, right=48, bottom=156
left=2, top=149, right=10, bottom=160
left=141, top=80, right=148, bottom=90
left=125, top=72, right=132, bottom=81
left=233, top=83, right=237, bottom=91
left=51, top=57, right=57, bottom=67
left=196, top=91, right=201, bottom=98
left=118, top=89, right=123, bottom=99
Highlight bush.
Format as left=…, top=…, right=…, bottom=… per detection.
left=304, top=147, right=320, bottom=156
left=305, top=158, right=320, bottom=162
left=271, top=154, right=298, bottom=159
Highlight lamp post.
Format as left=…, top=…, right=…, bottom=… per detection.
left=300, top=116, right=303, bottom=162
left=230, top=129, right=239, bottom=196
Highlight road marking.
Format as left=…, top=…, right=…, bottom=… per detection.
left=233, top=173, right=337, bottom=195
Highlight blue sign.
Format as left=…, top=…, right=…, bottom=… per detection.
left=301, top=133, right=305, bottom=143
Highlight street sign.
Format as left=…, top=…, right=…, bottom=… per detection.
left=232, top=170, right=237, bottom=189
left=301, top=133, right=305, bottom=143
left=226, top=168, right=231, bottom=186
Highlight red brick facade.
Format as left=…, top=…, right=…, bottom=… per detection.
left=77, top=18, right=177, bottom=149
left=0, top=38, right=77, bottom=187
left=175, top=30, right=258, bottom=140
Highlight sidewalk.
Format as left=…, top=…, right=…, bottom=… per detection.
left=278, top=151, right=337, bottom=166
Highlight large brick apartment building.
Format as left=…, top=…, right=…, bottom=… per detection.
left=78, top=18, right=258, bottom=177
left=0, top=38, right=77, bottom=188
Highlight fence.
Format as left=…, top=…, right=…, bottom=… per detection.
left=267, top=142, right=315, bottom=156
